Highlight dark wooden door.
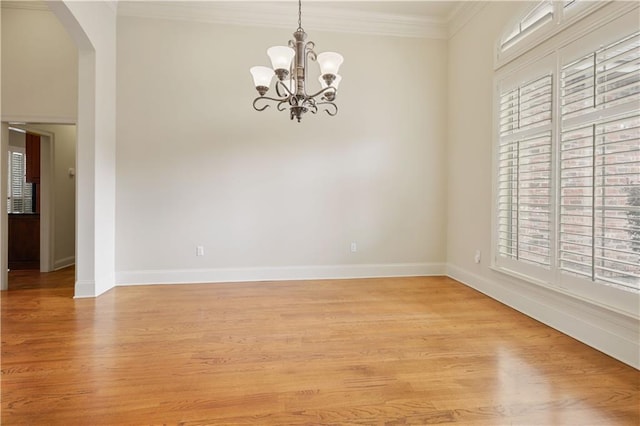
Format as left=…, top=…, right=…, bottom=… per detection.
left=25, top=133, right=40, bottom=213
left=8, top=214, right=40, bottom=270
left=25, top=133, right=40, bottom=184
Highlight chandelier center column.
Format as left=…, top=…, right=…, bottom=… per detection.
left=293, top=29, right=307, bottom=96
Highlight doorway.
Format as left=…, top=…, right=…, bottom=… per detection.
left=5, top=124, right=76, bottom=286
left=7, top=129, right=40, bottom=270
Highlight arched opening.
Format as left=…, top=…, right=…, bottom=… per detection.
left=1, top=1, right=116, bottom=297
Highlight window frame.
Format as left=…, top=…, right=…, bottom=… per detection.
left=492, top=2, right=640, bottom=319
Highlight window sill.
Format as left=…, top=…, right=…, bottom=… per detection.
left=490, top=264, right=639, bottom=321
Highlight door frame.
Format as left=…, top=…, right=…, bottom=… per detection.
left=3, top=125, right=56, bottom=274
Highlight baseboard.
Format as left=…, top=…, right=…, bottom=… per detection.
left=446, top=263, right=640, bottom=369
left=74, top=279, right=96, bottom=298
left=116, top=262, right=446, bottom=286
left=54, top=256, right=75, bottom=271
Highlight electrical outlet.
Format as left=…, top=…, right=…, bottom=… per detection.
left=350, top=242, right=357, bottom=253
left=474, top=249, right=481, bottom=264
left=196, top=245, right=205, bottom=256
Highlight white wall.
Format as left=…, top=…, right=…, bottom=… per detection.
left=48, top=0, right=117, bottom=297
left=0, top=6, right=78, bottom=122
left=447, top=2, right=639, bottom=368
left=115, top=16, right=448, bottom=283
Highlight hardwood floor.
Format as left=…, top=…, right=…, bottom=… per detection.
left=1, top=271, right=638, bottom=425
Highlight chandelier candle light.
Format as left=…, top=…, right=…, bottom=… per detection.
left=250, top=0, right=344, bottom=122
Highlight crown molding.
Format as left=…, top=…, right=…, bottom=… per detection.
left=117, top=1, right=449, bottom=39
left=4, top=1, right=478, bottom=40
left=1, top=1, right=49, bottom=11
left=447, top=1, right=487, bottom=39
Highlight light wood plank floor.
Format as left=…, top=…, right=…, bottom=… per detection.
left=2, top=269, right=638, bottom=425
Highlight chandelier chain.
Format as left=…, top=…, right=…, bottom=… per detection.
left=297, top=0, right=303, bottom=31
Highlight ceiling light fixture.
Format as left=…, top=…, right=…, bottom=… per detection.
left=250, top=0, right=343, bottom=122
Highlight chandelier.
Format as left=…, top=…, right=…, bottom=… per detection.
left=249, top=0, right=344, bottom=122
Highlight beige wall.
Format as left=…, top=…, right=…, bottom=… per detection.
left=27, top=124, right=76, bottom=268
left=1, top=5, right=78, bottom=271
left=0, top=6, right=78, bottom=122
left=447, top=2, right=524, bottom=272
left=8, top=128, right=25, bottom=148
left=115, top=16, right=448, bottom=282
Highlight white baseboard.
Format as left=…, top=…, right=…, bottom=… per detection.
left=447, top=263, right=640, bottom=369
left=54, top=256, right=75, bottom=271
left=116, top=262, right=446, bottom=286
left=74, top=279, right=96, bottom=298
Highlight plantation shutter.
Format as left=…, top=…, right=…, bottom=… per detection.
left=562, top=32, right=640, bottom=119
left=7, top=150, right=32, bottom=214
left=497, top=74, right=553, bottom=271
left=560, top=31, right=640, bottom=291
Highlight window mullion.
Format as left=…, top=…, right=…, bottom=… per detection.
left=591, top=123, right=596, bottom=281
left=516, top=138, right=520, bottom=260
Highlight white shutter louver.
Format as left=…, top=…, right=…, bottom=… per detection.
left=561, top=32, right=640, bottom=119
left=498, top=74, right=553, bottom=269
left=7, top=150, right=32, bottom=214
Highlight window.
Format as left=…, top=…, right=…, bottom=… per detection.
left=501, top=0, right=554, bottom=51
left=7, top=148, right=33, bottom=214
left=498, top=74, right=553, bottom=272
left=497, top=1, right=608, bottom=67
left=559, top=32, right=640, bottom=293
left=494, top=5, right=640, bottom=315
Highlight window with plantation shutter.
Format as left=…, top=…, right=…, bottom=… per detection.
left=494, top=4, right=639, bottom=315
left=559, top=31, right=640, bottom=293
left=7, top=149, right=33, bottom=214
left=497, top=73, right=553, bottom=276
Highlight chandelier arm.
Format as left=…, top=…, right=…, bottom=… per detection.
left=317, top=101, right=338, bottom=116
left=277, top=100, right=290, bottom=111
left=275, top=80, right=294, bottom=98
left=304, top=46, right=317, bottom=97
left=307, top=86, right=336, bottom=100
left=305, top=42, right=316, bottom=58
left=253, top=95, right=288, bottom=112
